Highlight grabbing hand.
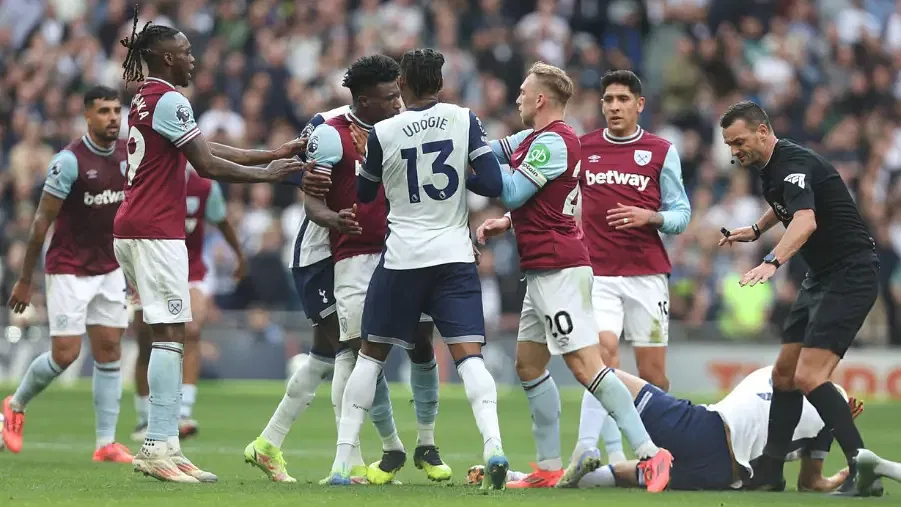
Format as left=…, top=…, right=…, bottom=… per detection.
left=337, top=204, right=363, bottom=235
left=301, top=165, right=332, bottom=198
left=274, top=137, right=308, bottom=159
left=476, top=216, right=512, bottom=245
left=349, top=124, right=368, bottom=158
left=7, top=280, right=32, bottom=314
left=233, top=256, right=249, bottom=280
left=473, top=244, right=482, bottom=265
left=606, top=203, right=656, bottom=230
left=266, top=158, right=309, bottom=181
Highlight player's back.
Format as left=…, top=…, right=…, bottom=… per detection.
left=45, top=137, right=128, bottom=276
left=115, top=77, right=200, bottom=240
left=579, top=127, right=674, bottom=276
left=708, top=366, right=826, bottom=476
left=508, top=120, right=588, bottom=271
left=369, top=102, right=477, bottom=269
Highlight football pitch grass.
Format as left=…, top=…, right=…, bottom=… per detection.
left=1, top=381, right=899, bottom=506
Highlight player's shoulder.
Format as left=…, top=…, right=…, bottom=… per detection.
left=307, top=122, right=345, bottom=159
left=50, top=149, right=80, bottom=172
left=638, top=130, right=673, bottom=150
left=769, top=139, right=826, bottom=175
left=579, top=127, right=606, bottom=144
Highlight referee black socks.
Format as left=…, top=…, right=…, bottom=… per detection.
left=763, top=388, right=803, bottom=460
left=806, top=381, right=865, bottom=465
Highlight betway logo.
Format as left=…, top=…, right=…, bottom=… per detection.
left=83, top=189, right=125, bottom=206
left=585, top=170, right=650, bottom=191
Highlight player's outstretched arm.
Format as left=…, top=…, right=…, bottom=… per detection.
left=209, top=137, right=306, bottom=166
left=718, top=208, right=778, bottom=247
left=182, top=135, right=307, bottom=183
left=465, top=111, right=503, bottom=198
left=7, top=152, right=73, bottom=313
left=498, top=132, right=569, bottom=209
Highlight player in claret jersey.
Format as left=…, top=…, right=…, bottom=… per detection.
left=565, top=71, right=690, bottom=466
left=4, top=86, right=132, bottom=463
left=114, top=10, right=305, bottom=483
left=327, top=48, right=508, bottom=489
left=131, top=167, right=246, bottom=442
left=298, top=55, right=447, bottom=486
left=477, top=62, right=672, bottom=491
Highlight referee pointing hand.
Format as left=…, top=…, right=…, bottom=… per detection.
left=719, top=101, right=881, bottom=497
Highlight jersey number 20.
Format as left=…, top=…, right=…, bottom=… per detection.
left=400, top=139, right=459, bottom=204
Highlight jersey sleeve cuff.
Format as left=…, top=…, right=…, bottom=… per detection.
left=312, top=164, right=332, bottom=175
left=500, top=137, right=513, bottom=162
left=43, top=185, right=68, bottom=199
left=516, top=162, right=547, bottom=188
left=359, top=168, right=381, bottom=182
left=469, top=145, right=492, bottom=162
left=173, top=127, right=201, bottom=148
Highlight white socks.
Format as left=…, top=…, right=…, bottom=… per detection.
left=334, top=354, right=382, bottom=470
left=261, top=354, right=334, bottom=448
left=578, top=464, right=618, bottom=488
left=331, top=349, right=363, bottom=465
left=180, top=384, right=197, bottom=419
left=456, top=356, right=503, bottom=461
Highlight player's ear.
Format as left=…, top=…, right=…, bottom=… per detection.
left=636, top=95, right=645, bottom=114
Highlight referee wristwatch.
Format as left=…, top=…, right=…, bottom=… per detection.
left=763, top=253, right=781, bottom=268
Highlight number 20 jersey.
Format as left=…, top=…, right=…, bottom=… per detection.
left=364, top=103, right=484, bottom=270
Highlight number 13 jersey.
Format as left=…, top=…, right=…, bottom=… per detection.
left=492, top=121, right=589, bottom=271
left=362, top=103, right=487, bottom=270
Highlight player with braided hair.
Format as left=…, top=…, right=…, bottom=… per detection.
left=114, top=7, right=307, bottom=484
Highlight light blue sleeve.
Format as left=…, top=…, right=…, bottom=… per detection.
left=499, top=170, right=541, bottom=210
left=43, top=150, right=79, bottom=199
left=305, top=123, right=344, bottom=174
left=204, top=182, right=227, bottom=223
left=488, top=128, right=533, bottom=164
left=151, top=91, right=201, bottom=148
left=658, top=144, right=691, bottom=235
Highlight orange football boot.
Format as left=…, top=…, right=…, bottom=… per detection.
left=638, top=448, right=673, bottom=493
left=93, top=442, right=134, bottom=463
left=507, top=463, right=564, bottom=488
left=2, top=396, right=25, bottom=454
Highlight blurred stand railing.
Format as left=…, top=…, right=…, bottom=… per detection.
left=2, top=310, right=900, bottom=399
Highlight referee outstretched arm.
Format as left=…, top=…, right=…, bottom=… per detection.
left=717, top=101, right=882, bottom=497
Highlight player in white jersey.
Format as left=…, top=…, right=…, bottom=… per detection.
left=470, top=366, right=899, bottom=494
left=325, top=48, right=510, bottom=489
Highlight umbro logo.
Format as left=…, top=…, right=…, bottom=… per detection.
left=588, top=154, right=601, bottom=163
left=784, top=173, right=806, bottom=189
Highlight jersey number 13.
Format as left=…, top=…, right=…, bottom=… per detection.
left=400, top=139, right=459, bottom=204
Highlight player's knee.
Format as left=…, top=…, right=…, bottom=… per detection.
left=92, top=336, right=122, bottom=363
left=792, top=368, right=829, bottom=395
left=771, top=364, right=796, bottom=391
left=185, top=320, right=202, bottom=342
left=51, top=337, right=82, bottom=369
left=515, top=357, right=546, bottom=384
left=407, top=337, right=435, bottom=364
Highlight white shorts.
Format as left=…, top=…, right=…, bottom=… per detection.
left=517, top=266, right=599, bottom=356
left=46, top=269, right=128, bottom=336
left=334, top=253, right=431, bottom=342
left=592, top=274, right=669, bottom=347
left=114, top=238, right=192, bottom=325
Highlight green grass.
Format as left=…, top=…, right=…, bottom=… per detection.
left=1, top=381, right=898, bottom=506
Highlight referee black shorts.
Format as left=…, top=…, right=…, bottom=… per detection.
left=783, top=251, right=879, bottom=358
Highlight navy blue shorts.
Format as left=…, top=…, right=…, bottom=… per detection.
left=291, top=258, right=336, bottom=324
left=635, top=384, right=734, bottom=490
left=361, top=262, right=485, bottom=350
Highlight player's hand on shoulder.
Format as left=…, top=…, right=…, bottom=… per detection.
left=275, top=137, right=308, bottom=159
left=718, top=226, right=758, bottom=247
left=476, top=216, right=512, bottom=245
left=7, top=280, right=32, bottom=314
left=337, top=203, right=362, bottom=235
left=349, top=124, right=368, bottom=158
left=607, top=203, right=655, bottom=230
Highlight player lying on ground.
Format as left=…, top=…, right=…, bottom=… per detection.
left=475, top=62, right=672, bottom=491
left=468, top=366, right=899, bottom=494
left=720, top=102, right=882, bottom=496
left=285, top=54, right=446, bottom=486
left=4, top=86, right=132, bottom=463
left=132, top=165, right=251, bottom=441
left=114, top=10, right=304, bottom=483
left=324, top=48, right=509, bottom=489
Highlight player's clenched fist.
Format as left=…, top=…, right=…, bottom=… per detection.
left=7, top=280, right=32, bottom=314
left=476, top=215, right=512, bottom=245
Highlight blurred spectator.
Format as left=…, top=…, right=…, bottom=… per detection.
left=1, top=0, right=899, bottom=346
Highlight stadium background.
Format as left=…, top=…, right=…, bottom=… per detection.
left=1, top=0, right=901, bottom=398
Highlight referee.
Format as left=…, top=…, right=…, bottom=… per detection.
left=717, top=101, right=880, bottom=497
